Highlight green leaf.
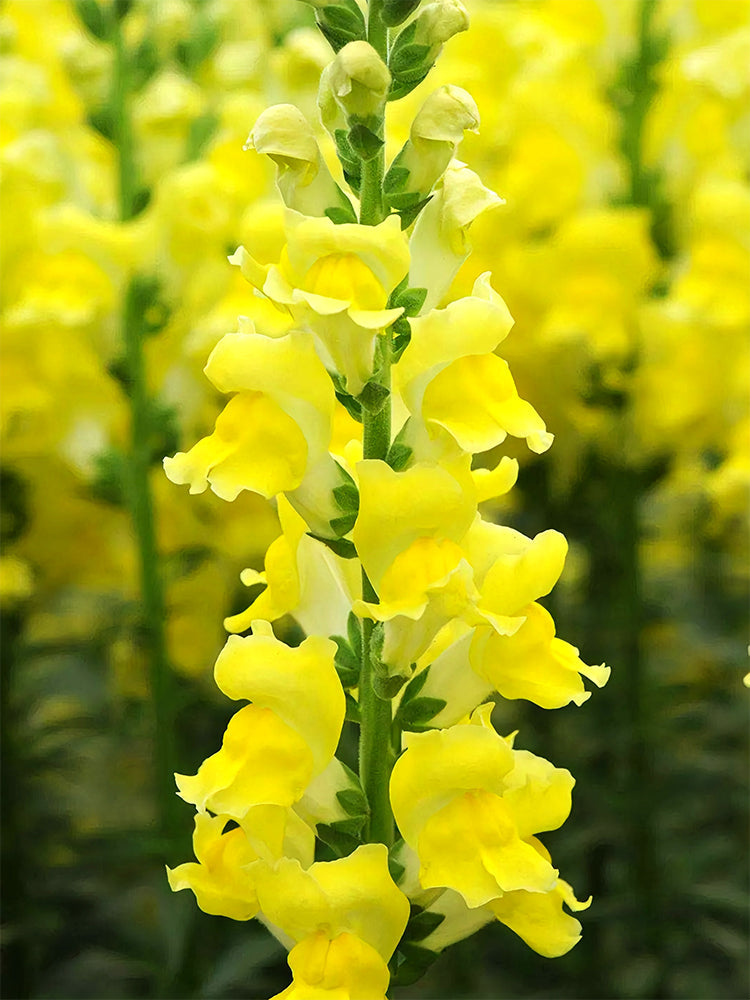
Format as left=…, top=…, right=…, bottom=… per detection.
left=348, top=123, right=385, bottom=162
left=74, top=0, right=109, bottom=40
left=358, top=380, right=390, bottom=414
left=307, top=533, right=358, bottom=559
left=394, top=286, right=427, bottom=316
left=397, top=696, right=446, bottom=731
left=87, top=106, right=115, bottom=142
left=389, top=42, right=431, bottom=77
left=389, top=71, right=431, bottom=102
left=384, top=165, right=411, bottom=196
left=382, top=0, right=421, bottom=28
left=347, top=611, right=362, bottom=651
left=345, top=692, right=361, bottom=722
left=315, top=1, right=366, bottom=52
left=129, top=38, right=159, bottom=90
left=404, top=909, right=445, bottom=942
left=336, top=788, right=369, bottom=819
left=391, top=942, right=441, bottom=987
left=90, top=449, right=127, bottom=507
left=387, top=851, right=406, bottom=885
left=332, top=483, right=359, bottom=513
left=332, top=636, right=359, bottom=688
left=400, top=665, right=429, bottom=703
left=334, top=389, right=363, bottom=421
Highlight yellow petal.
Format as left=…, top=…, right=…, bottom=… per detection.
left=352, top=460, right=476, bottom=593
left=213, top=629, right=344, bottom=775
left=163, top=392, right=307, bottom=501
left=423, top=353, right=553, bottom=455
left=502, top=749, right=575, bottom=840
left=417, top=790, right=558, bottom=906
left=273, top=930, right=389, bottom=1000
left=390, top=724, right=514, bottom=849
left=470, top=603, right=610, bottom=709
left=488, top=878, right=589, bottom=958
left=175, top=704, right=314, bottom=816
left=255, top=844, right=410, bottom=962
left=166, top=812, right=260, bottom=921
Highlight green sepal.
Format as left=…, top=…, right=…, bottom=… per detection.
left=386, top=442, right=413, bottom=472
left=307, top=533, right=358, bottom=559
left=386, top=419, right=414, bottom=471
left=347, top=611, right=362, bottom=651
left=390, top=942, right=441, bottom=987
left=391, top=316, right=412, bottom=359
left=358, top=380, right=390, bottom=414
left=113, top=0, right=132, bottom=20
left=373, top=672, right=408, bottom=700
left=383, top=164, right=411, bottom=196
left=345, top=692, right=361, bottom=722
left=74, top=0, right=109, bottom=40
left=393, top=286, right=427, bottom=316
left=382, top=0, right=422, bottom=28
left=387, top=845, right=406, bottom=885
left=397, top=696, right=446, bottom=732
left=325, top=203, right=358, bottom=225
left=316, top=821, right=362, bottom=858
left=336, top=786, right=369, bottom=820
left=332, top=483, right=360, bottom=513
left=329, top=512, right=357, bottom=537
left=404, top=907, right=446, bottom=943
left=334, top=129, right=362, bottom=191
left=398, top=193, right=433, bottom=229
left=348, top=123, right=385, bottom=162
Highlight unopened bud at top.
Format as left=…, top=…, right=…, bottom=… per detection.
left=413, top=0, right=469, bottom=47
left=325, top=40, right=391, bottom=121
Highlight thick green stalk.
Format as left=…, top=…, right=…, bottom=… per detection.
left=357, top=7, right=395, bottom=842
left=359, top=344, right=395, bottom=846
left=111, top=9, right=177, bottom=839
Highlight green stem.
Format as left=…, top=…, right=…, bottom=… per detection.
left=111, top=9, right=177, bottom=840
left=357, top=89, right=395, bottom=837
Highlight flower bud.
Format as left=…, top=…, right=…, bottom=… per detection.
left=413, top=0, right=469, bottom=47
left=384, top=85, right=479, bottom=214
left=409, top=160, right=503, bottom=311
left=388, top=0, right=469, bottom=100
left=247, top=104, right=355, bottom=218
left=325, top=40, right=391, bottom=122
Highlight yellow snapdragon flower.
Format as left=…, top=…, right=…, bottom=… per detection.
left=230, top=210, right=410, bottom=393
left=390, top=705, right=572, bottom=907
left=254, top=844, right=410, bottom=1000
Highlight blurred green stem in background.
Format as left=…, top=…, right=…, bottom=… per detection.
left=609, top=1, right=670, bottom=994
left=110, top=2, right=179, bottom=842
